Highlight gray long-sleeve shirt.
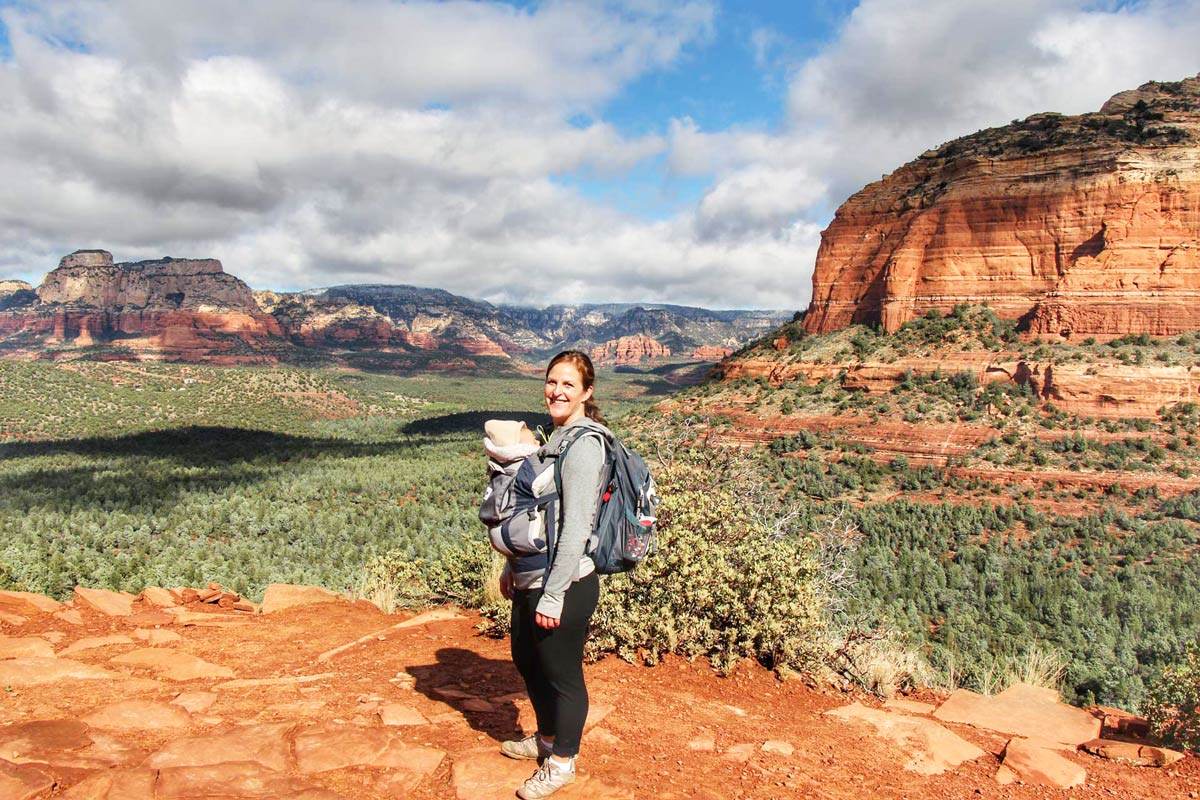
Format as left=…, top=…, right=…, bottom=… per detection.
left=505, top=417, right=606, bottom=618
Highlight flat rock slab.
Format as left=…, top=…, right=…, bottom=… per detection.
left=60, top=634, right=135, bottom=656
left=0, top=759, right=56, bottom=800
left=0, top=657, right=117, bottom=686
left=74, top=587, right=136, bottom=617
left=58, top=768, right=157, bottom=799
left=144, top=722, right=295, bottom=772
left=0, top=636, right=56, bottom=660
left=157, top=762, right=345, bottom=800
left=934, top=683, right=1101, bottom=748
left=762, top=740, right=794, bottom=756
left=83, top=699, right=193, bottom=731
left=55, top=610, right=84, bottom=626
left=134, top=628, right=183, bottom=645
left=139, top=587, right=178, bottom=608
left=996, top=737, right=1086, bottom=789
left=1081, top=737, right=1184, bottom=767
left=826, top=703, right=986, bottom=775
left=171, top=691, right=218, bottom=713
left=0, top=719, right=93, bottom=761
left=260, top=584, right=344, bottom=615
left=451, top=748, right=632, bottom=800
left=214, top=672, right=336, bottom=691
left=293, top=724, right=445, bottom=775
left=0, top=590, right=63, bottom=615
left=379, top=703, right=429, bottom=726
left=110, top=647, right=235, bottom=681
left=393, top=607, right=465, bottom=628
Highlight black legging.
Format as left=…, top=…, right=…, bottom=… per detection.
left=510, top=572, right=600, bottom=758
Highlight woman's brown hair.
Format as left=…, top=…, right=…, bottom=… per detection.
left=546, top=350, right=606, bottom=425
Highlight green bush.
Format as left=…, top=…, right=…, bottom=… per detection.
left=587, top=462, right=827, bottom=674
left=1144, top=642, right=1200, bottom=750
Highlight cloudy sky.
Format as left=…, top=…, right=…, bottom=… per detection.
left=1, top=1, right=1198, bottom=310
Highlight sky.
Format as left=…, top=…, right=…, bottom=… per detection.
left=1, top=1, right=1198, bottom=310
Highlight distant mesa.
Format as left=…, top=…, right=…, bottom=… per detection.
left=0, top=251, right=788, bottom=368
left=803, top=74, right=1200, bottom=338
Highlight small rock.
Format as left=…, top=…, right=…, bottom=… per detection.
left=687, top=734, right=716, bottom=752
left=461, top=698, right=496, bottom=713
left=762, top=739, right=795, bottom=756
left=583, top=726, right=621, bottom=746
left=1080, top=737, right=1184, bottom=767
left=722, top=743, right=756, bottom=763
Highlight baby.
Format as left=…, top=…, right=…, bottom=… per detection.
left=479, top=419, right=542, bottom=536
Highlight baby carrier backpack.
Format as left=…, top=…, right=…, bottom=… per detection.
left=479, top=423, right=659, bottom=580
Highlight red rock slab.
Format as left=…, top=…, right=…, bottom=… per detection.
left=0, top=719, right=93, bottom=761
left=884, top=698, right=937, bottom=715
left=213, top=672, right=336, bottom=691
left=1080, top=737, right=1184, bottom=767
left=292, top=724, right=445, bottom=775
left=0, top=611, right=27, bottom=626
left=259, top=584, right=344, bottom=615
left=55, top=610, right=84, bottom=626
left=73, top=587, right=136, bottom=617
left=0, top=636, right=56, bottom=660
left=157, top=762, right=345, bottom=799
left=170, top=691, right=218, bottom=714
left=133, top=628, right=183, bottom=645
left=0, top=590, right=63, bottom=616
left=392, top=607, right=464, bottom=628
left=138, top=586, right=178, bottom=608
left=82, top=699, right=193, bottom=731
left=378, top=704, right=429, bottom=726
left=143, top=722, right=294, bottom=772
left=933, top=682, right=1100, bottom=747
left=825, top=703, right=986, bottom=775
left=0, top=657, right=118, bottom=686
left=0, top=759, right=55, bottom=800
left=60, top=634, right=135, bottom=656
left=996, top=737, right=1086, bottom=789
left=58, top=768, right=157, bottom=799
left=164, top=607, right=248, bottom=626
left=451, top=748, right=632, bottom=800
left=110, top=648, right=235, bottom=681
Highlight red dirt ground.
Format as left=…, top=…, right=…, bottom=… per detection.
left=2, top=597, right=1198, bottom=799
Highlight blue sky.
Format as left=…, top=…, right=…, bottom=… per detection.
left=0, top=1, right=1197, bottom=308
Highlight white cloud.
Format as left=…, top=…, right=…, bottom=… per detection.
left=0, top=0, right=1198, bottom=312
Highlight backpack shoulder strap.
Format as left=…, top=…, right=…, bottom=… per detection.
left=550, top=425, right=612, bottom=505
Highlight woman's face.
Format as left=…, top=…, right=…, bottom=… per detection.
left=544, top=360, right=593, bottom=427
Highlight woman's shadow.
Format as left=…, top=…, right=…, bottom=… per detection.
left=407, top=647, right=527, bottom=743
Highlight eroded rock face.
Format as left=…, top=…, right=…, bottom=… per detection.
left=804, top=76, right=1200, bottom=336
left=591, top=334, right=671, bottom=364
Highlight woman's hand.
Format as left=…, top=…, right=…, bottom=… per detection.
left=499, top=570, right=514, bottom=601
left=535, top=612, right=561, bottom=629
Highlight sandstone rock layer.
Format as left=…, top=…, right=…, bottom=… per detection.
left=804, top=76, right=1200, bottom=337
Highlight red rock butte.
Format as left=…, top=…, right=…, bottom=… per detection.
left=803, top=75, right=1200, bottom=336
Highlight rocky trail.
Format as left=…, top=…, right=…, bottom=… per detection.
left=0, top=585, right=1196, bottom=799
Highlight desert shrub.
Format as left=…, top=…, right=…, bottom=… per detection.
left=358, top=532, right=497, bottom=615
left=588, top=461, right=827, bottom=674
left=1143, top=642, right=1200, bottom=750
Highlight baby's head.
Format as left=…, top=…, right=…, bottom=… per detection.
left=484, top=419, right=539, bottom=448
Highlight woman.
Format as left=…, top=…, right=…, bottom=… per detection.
left=499, top=350, right=607, bottom=800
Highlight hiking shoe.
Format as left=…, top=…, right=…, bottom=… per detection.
left=517, top=758, right=576, bottom=799
left=501, top=733, right=553, bottom=762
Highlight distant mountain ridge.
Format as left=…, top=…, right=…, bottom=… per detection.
left=0, top=251, right=790, bottom=368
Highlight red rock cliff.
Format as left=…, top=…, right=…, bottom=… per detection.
left=591, top=334, right=671, bottom=364
left=804, top=76, right=1200, bottom=336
